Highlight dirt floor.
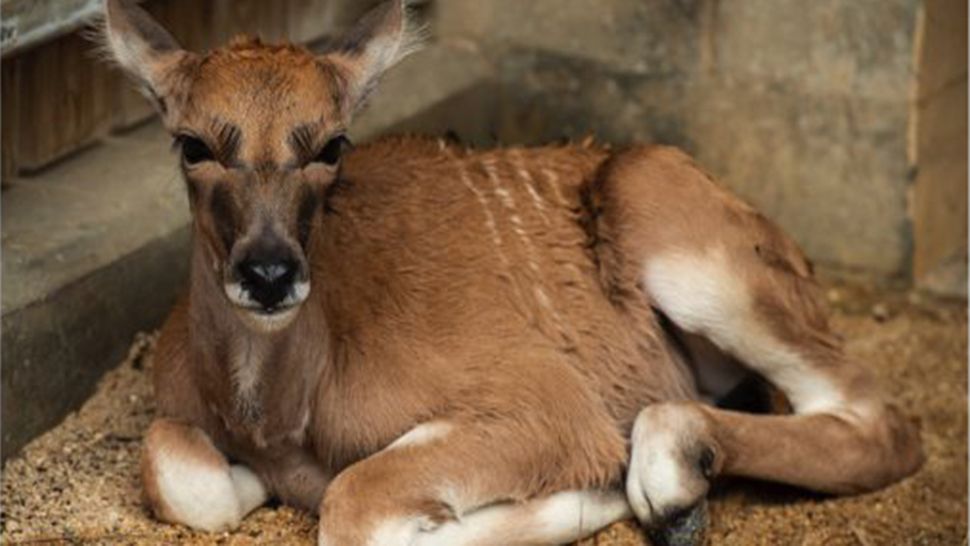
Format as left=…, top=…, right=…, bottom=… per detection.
left=2, top=284, right=967, bottom=545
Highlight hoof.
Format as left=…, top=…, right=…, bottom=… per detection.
left=646, top=501, right=708, bottom=546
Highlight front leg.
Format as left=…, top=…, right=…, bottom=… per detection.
left=142, top=418, right=268, bottom=531
left=318, top=417, right=627, bottom=546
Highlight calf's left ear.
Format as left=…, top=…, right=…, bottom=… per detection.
left=99, top=0, right=197, bottom=121
left=321, top=0, right=425, bottom=120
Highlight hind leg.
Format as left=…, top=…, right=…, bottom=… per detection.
left=592, top=146, right=924, bottom=528
left=627, top=247, right=923, bottom=526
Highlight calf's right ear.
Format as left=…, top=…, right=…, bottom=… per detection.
left=99, top=0, right=197, bottom=120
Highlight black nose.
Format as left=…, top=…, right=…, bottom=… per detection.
left=237, top=259, right=297, bottom=311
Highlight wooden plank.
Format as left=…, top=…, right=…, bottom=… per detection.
left=2, top=57, right=20, bottom=184
left=150, top=0, right=215, bottom=51
left=14, top=31, right=114, bottom=172
left=210, top=0, right=288, bottom=44
left=287, top=0, right=340, bottom=44
left=109, top=74, right=154, bottom=132
left=912, top=0, right=968, bottom=296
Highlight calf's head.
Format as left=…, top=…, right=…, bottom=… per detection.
left=101, top=0, right=421, bottom=331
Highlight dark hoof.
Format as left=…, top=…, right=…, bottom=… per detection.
left=647, top=501, right=708, bottom=546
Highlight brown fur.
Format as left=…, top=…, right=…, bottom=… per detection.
left=159, top=137, right=699, bottom=506
left=101, top=1, right=923, bottom=543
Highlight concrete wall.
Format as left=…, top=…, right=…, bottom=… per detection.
left=435, top=0, right=945, bottom=285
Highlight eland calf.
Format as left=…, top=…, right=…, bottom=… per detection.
left=101, top=1, right=923, bottom=544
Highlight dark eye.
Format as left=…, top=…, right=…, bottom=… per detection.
left=313, top=135, right=350, bottom=166
left=178, top=136, right=215, bottom=165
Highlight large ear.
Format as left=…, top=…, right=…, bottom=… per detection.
left=323, top=0, right=425, bottom=119
left=99, top=0, right=196, bottom=117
